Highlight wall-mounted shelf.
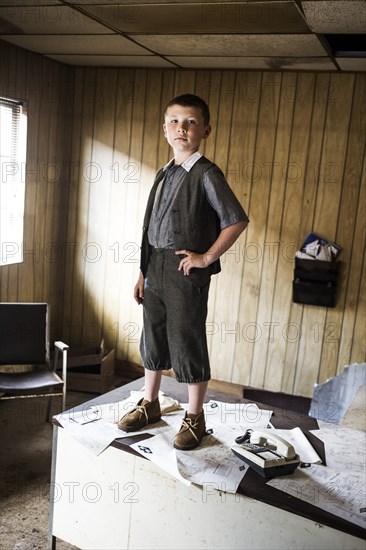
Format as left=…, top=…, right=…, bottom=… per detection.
left=292, top=258, right=340, bottom=308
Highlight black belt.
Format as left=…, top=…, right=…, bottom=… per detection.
left=151, top=247, right=176, bottom=254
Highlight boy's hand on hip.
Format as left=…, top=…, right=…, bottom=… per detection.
left=176, top=250, right=208, bottom=276
left=134, top=272, right=144, bottom=304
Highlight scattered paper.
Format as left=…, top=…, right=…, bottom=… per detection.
left=54, top=389, right=181, bottom=455
left=268, top=464, right=366, bottom=529
left=204, top=400, right=273, bottom=443
left=309, top=363, right=366, bottom=424
left=130, top=404, right=249, bottom=493
left=130, top=431, right=191, bottom=487
left=130, top=399, right=271, bottom=492
left=54, top=388, right=365, bottom=528
left=310, top=422, right=366, bottom=471
left=268, top=426, right=322, bottom=464
left=268, top=422, right=366, bottom=529
left=175, top=431, right=247, bottom=493
left=54, top=394, right=271, bottom=493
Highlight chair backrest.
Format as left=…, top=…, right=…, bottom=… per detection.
left=0, top=302, right=48, bottom=365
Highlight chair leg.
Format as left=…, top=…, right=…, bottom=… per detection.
left=45, top=396, right=52, bottom=422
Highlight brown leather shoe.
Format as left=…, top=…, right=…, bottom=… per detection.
left=118, top=397, right=161, bottom=432
left=173, top=411, right=206, bottom=450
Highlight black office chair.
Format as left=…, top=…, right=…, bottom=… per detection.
left=0, top=302, right=69, bottom=417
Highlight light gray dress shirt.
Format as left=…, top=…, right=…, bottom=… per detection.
left=148, top=152, right=248, bottom=249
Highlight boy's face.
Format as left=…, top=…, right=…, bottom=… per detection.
left=163, top=105, right=211, bottom=161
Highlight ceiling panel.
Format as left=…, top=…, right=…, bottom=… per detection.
left=0, top=5, right=110, bottom=34
left=133, top=34, right=327, bottom=57
left=167, top=56, right=337, bottom=71
left=1, top=34, right=152, bottom=55
left=302, top=1, right=366, bottom=33
left=81, top=1, right=309, bottom=34
left=0, top=1, right=61, bottom=5
left=0, top=1, right=364, bottom=72
left=46, top=54, right=175, bottom=67
left=336, top=57, right=366, bottom=71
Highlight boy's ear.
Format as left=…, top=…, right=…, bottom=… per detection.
left=163, top=123, right=167, bottom=137
left=203, top=125, right=211, bottom=139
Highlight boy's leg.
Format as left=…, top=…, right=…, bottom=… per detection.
left=188, top=380, right=208, bottom=415
left=144, top=368, right=162, bottom=401
left=159, top=252, right=210, bottom=450
left=118, top=252, right=168, bottom=432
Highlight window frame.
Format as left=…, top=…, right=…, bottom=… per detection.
left=0, top=96, right=28, bottom=267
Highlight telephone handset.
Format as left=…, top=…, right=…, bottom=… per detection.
left=249, top=430, right=297, bottom=459
left=231, top=429, right=300, bottom=479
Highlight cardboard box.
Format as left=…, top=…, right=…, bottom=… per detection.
left=54, top=341, right=116, bottom=394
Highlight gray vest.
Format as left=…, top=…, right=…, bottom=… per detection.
left=140, top=156, right=222, bottom=287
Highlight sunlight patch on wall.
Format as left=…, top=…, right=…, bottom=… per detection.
left=73, top=136, right=156, bottom=361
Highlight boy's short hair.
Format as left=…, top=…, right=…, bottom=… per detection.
left=165, top=94, right=210, bottom=126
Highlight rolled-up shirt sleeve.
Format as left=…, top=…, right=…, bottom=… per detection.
left=203, top=165, right=249, bottom=229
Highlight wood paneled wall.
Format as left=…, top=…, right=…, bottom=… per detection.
left=1, top=40, right=365, bottom=396
left=64, top=67, right=365, bottom=396
left=0, top=41, right=74, bottom=335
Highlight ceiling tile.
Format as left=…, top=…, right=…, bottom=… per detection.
left=46, top=54, right=175, bottom=67
left=336, top=57, right=366, bottom=71
left=167, top=56, right=337, bottom=71
left=0, top=34, right=152, bottom=55
left=0, top=5, right=110, bottom=34
left=301, top=1, right=366, bottom=33
left=0, top=1, right=61, bottom=5
left=81, top=2, right=309, bottom=34
left=134, top=34, right=326, bottom=57
left=0, top=1, right=362, bottom=72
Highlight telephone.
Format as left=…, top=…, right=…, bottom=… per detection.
left=231, top=429, right=301, bottom=479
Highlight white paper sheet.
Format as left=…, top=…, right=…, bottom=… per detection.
left=268, top=422, right=366, bottom=529
left=268, top=426, right=322, bottom=464
left=309, top=363, right=366, bottom=424
left=175, top=431, right=248, bottom=493
left=130, top=400, right=272, bottom=492
left=130, top=407, right=248, bottom=493
left=55, top=394, right=271, bottom=493
left=204, top=400, right=273, bottom=442
left=54, top=389, right=181, bottom=455
left=310, top=422, right=366, bottom=470
left=130, top=430, right=191, bottom=486
left=268, top=464, right=366, bottom=529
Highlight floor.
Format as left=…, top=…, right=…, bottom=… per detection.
left=0, top=392, right=96, bottom=550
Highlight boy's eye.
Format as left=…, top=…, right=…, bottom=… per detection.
left=188, top=119, right=197, bottom=124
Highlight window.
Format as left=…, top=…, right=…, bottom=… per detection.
left=0, top=98, right=27, bottom=266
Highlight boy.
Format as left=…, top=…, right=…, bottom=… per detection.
left=118, top=94, right=249, bottom=450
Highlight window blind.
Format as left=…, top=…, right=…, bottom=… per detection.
left=0, top=97, right=27, bottom=266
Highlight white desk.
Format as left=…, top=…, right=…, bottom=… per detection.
left=49, top=378, right=366, bottom=550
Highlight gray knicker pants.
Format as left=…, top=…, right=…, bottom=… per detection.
left=140, top=247, right=211, bottom=383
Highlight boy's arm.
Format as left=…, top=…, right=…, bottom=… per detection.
left=176, top=220, right=248, bottom=276
left=134, top=271, right=144, bottom=304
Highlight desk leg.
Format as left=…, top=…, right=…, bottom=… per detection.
left=48, top=425, right=58, bottom=550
